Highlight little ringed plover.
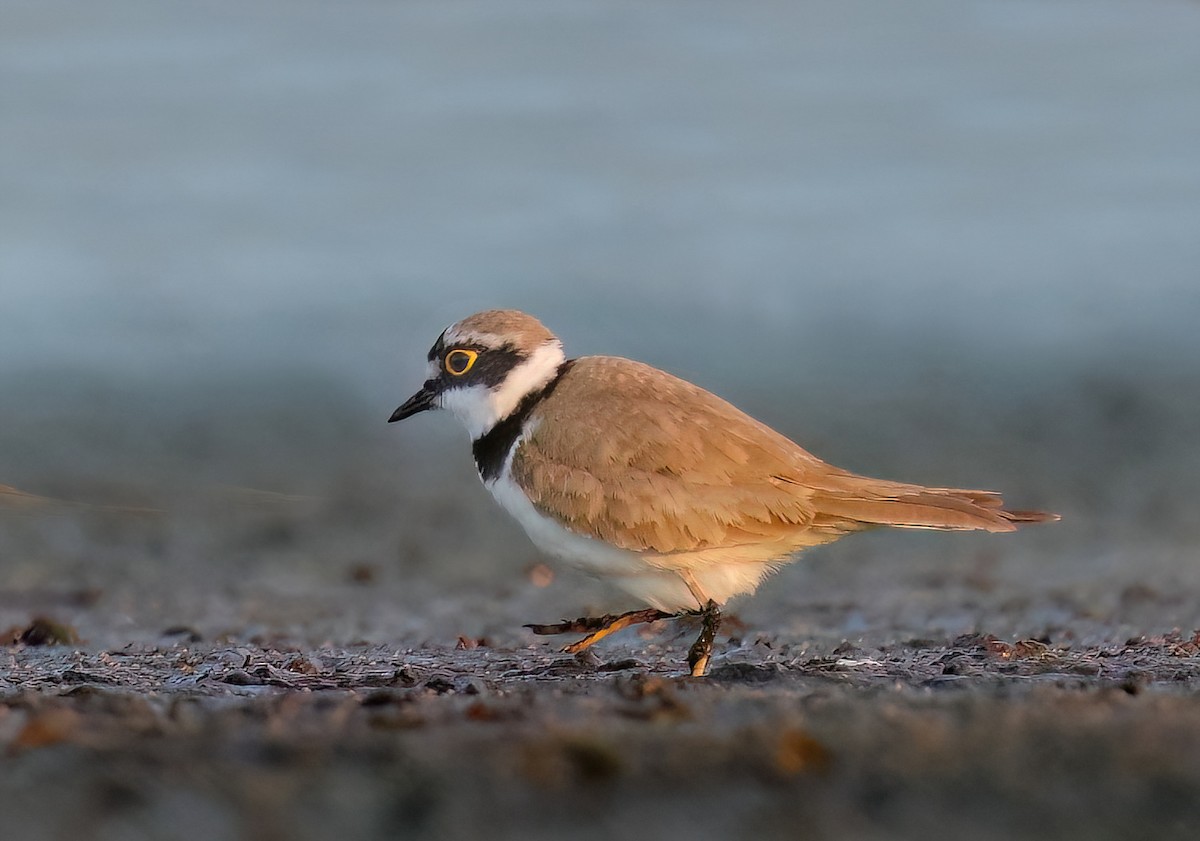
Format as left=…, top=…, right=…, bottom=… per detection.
left=389, top=309, right=1057, bottom=676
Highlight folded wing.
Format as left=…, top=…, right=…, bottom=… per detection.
left=511, top=356, right=1056, bottom=556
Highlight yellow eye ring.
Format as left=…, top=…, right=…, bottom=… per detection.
left=444, top=348, right=478, bottom=376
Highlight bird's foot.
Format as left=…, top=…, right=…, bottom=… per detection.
left=686, top=600, right=722, bottom=677
left=525, top=608, right=672, bottom=653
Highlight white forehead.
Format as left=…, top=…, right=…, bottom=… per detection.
left=442, top=325, right=502, bottom=348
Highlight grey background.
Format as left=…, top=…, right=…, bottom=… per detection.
left=2, top=0, right=1199, bottom=646
left=5, top=3, right=1200, bottom=840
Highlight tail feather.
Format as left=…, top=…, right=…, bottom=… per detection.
left=809, top=481, right=1059, bottom=534
left=999, top=508, right=1060, bottom=525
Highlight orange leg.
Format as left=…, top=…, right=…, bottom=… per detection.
left=527, top=600, right=722, bottom=675
left=525, top=608, right=672, bottom=653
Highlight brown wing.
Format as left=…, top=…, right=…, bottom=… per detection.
left=510, top=357, right=1054, bottom=556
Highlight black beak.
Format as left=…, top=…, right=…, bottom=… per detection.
left=389, top=380, right=439, bottom=423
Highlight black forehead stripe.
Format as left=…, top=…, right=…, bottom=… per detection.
left=426, top=332, right=447, bottom=362
left=473, top=359, right=575, bottom=482
left=426, top=330, right=499, bottom=361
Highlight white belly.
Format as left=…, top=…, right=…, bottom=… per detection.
left=484, top=469, right=777, bottom=613
left=485, top=471, right=647, bottom=577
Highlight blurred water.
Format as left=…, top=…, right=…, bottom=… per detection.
left=3, top=0, right=1198, bottom=397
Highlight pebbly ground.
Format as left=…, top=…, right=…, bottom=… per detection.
left=3, top=626, right=1200, bottom=841
left=3, top=461, right=1200, bottom=841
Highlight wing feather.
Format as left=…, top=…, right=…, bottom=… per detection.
left=511, top=358, right=825, bottom=554
left=510, top=356, right=1054, bottom=556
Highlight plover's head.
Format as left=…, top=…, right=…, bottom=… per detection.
left=389, top=310, right=566, bottom=438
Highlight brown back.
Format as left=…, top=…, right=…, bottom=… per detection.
left=511, top=356, right=1055, bottom=555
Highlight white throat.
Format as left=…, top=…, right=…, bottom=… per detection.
left=440, top=341, right=565, bottom=439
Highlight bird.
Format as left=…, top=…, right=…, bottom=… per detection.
left=389, top=309, right=1057, bottom=676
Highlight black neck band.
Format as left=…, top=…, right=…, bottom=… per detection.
left=472, top=360, right=575, bottom=482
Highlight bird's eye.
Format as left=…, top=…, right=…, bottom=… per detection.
left=444, top=349, right=478, bottom=376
